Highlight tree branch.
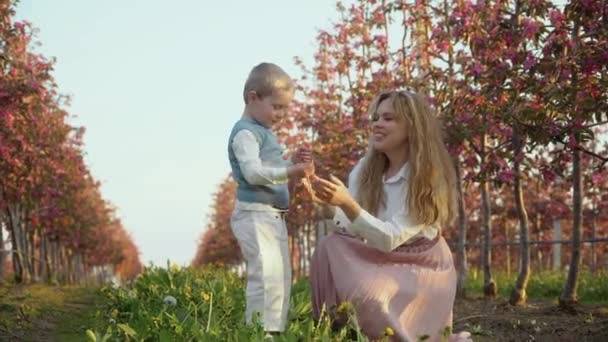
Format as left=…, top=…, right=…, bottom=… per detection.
left=552, top=136, right=608, bottom=167
left=585, top=120, right=608, bottom=129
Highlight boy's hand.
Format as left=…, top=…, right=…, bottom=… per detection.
left=292, top=145, right=312, bottom=164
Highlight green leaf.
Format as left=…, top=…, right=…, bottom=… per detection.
left=159, top=329, right=173, bottom=342
left=85, top=329, right=97, bottom=342
left=117, top=323, right=137, bottom=337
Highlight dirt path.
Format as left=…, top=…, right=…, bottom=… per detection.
left=0, top=284, right=104, bottom=341
left=453, top=297, right=608, bottom=341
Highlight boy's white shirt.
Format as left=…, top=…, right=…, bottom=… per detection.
left=331, top=159, right=439, bottom=252
left=232, top=129, right=291, bottom=212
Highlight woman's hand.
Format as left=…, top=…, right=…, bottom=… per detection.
left=302, top=176, right=324, bottom=204
left=311, top=175, right=362, bottom=222
left=310, top=175, right=350, bottom=206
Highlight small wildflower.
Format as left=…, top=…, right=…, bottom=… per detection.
left=336, top=301, right=352, bottom=313
left=163, top=295, right=177, bottom=306
left=202, top=291, right=211, bottom=301
left=170, top=262, right=181, bottom=272
left=111, top=309, right=119, bottom=318
left=441, top=325, right=453, bottom=338
left=385, top=327, right=394, bottom=336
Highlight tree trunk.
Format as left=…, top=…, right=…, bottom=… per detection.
left=534, top=210, right=542, bottom=271
left=20, top=209, right=33, bottom=280
left=59, top=244, right=68, bottom=284
left=0, top=221, right=4, bottom=282
left=298, top=232, right=305, bottom=279
left=509, top=128, right=531, bottom=306
left=481, top=134, right=497, bottom=298
left=37, top=230, right=45, bottom=281
left=7, top=204, right=30, bottom=283
left=454, top=158, right=468, bottom=298
left=74, top=253, right=84, bottom=285
left=590, top=211, right=597, bottom=273
left=28, top=229, right=38, bottom=281
left=67, top=249, right=74, bottom=284
left=39, top=234, right=49, bottom=283
left=560, top=16, right=582, bottom=310
left=49, top=239, right=58, bottom=284
left=560, top=148, right=583, bottom=309
left=505, top=224, right=511, bottom=277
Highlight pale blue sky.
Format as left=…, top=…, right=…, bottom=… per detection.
left=16, top=0, right=336, bottom=266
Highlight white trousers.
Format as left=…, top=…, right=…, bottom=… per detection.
left=231, top=208, right=291, bottom=332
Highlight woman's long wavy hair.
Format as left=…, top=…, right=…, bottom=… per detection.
left=356, top=90, right=457, bottom=227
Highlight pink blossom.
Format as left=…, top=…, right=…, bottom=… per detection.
left=432, top=27, right=443, bottom=38
left=437, top=40, right=450, bottom=54
left=542, top=169, right=557, bottom=183
left=472, top=62, right=483, bottom=77
left=374, top=35, right=387, bottom=46
left=522, top=18, right=541, bottom=39
left=497, top=170, right=515, bottom=184
left=591, top=173, right=606, bottom=185
left=549, top=10, right=564, bottom=29
left=373, top=9, right=384, bottom=24
left=524, top=53, right=537, bottom=70
left=350, top=6, right=364, bottom=23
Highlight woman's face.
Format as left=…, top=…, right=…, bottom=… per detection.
left=371, top=97, right=409, bottom=154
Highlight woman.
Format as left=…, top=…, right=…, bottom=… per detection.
left=306, top=90, right=471, bottom=341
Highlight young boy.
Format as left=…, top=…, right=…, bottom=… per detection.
left=228, top=62, right=313, bottom=334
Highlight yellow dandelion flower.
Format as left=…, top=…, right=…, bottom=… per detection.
left=336, top=301, right=351, bottom=313
left=385, top=327, right=394, bottom=336
left=170, top=262, right=181, bottom=272
left=202, top=291, right=211, bottom=301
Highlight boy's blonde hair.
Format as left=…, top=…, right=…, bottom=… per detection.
left=243, top=63, right=294, bottom=104
left=357, top=90, right=457, bottom=228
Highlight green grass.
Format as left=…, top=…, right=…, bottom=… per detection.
left=2, top=267, right=606, bottom=341
left=464, top=269, right=608, bottom=303
left=86, top=263, right=389, bottom=342
left=87, top=264, right=608, bottom=341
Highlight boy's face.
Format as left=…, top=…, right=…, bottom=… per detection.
left=247, top=90, right=293, bottom=128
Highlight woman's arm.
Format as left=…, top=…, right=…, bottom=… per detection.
left=348, top=209, right=431, bottom=251
left=313, top=175, right=433, bottom=251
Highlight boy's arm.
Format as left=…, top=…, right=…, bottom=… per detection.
left=232, top=130, right=288, bottom=185
left=233, top=130, right=311, bottom=185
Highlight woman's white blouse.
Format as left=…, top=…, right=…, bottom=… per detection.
left=332, top=159, right=439, bottom=252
